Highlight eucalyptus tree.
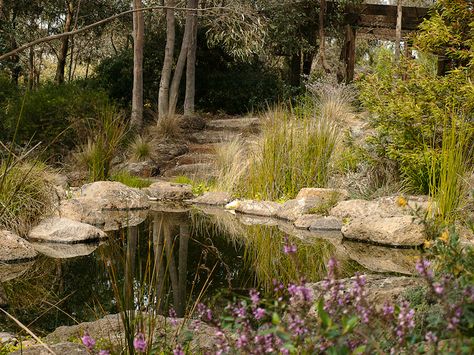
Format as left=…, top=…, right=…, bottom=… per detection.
left=131, top=0, right=144, bottom=129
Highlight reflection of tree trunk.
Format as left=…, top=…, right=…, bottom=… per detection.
left=0, top=283, right=7, bottom=307
left=164, top=223, right=180, bottom=313
left=125, top=226, right=138, bottom=311
left=153, top=214, right=166, bottom=311
left=177, top=224, right=189, bottom=316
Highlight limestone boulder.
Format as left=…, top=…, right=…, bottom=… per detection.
left=80, top=181, right=149, bottom=209
left=294, top=215, right=342, bottom=231
left=231, top=200, right=281, bottom=217
left=29, top=217, right=106, bottom=243
left=0, top=230, right=37, bottom=263
left=190, top=191, right=232, bottom=206
left=145, top=181, right=194, bottom=201
left=276, top=198, right=320, bottom=221
left=341, top=215, right=425, bottom=247
left=296, top=188, right=349, bottom=201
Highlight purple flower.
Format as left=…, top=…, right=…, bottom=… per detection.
left=395, top=302, right=415, bottom=342
left=249, top=289, right=260, bottom=305
left=283, top=237, right=297, bottom=254
left=415, top=259, right=433, bottom=278
left=448, top=306, right=462, bottom=330
left=197, top=303, right=213, bottom=322
left=99, top=351, right=111, bottom=355
left=236, top=334, right=248, bottom=348
left=133, top=332, right=147, bottom=353
left=81, top=333, right=96, bottom=350
left=382, top=302, right=394, bottom=317
left=253, top=307, right=266, bottom=320
left=169, top=308, right=178, bottom=326
left=425, top=331, right=438, bottom=343
left=433, top=282, right=444, bottom=295
left=173, top=345, right=185, bottom=355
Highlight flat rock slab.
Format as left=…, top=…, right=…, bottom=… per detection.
left=0, top=230, right=37, bottom=263
left=29, top=217, right=106, bottom=243
left=31, top=242, right=99, bottom=259
left=228, top=200, right=281, bottom=217
left=162, top=163, right=217, bottom=180
left=11, top=342, right=88, bottom=355
left=342, top=215, right=425, bottom=247
left=145, top=181, right=194, bottom=201
left=190, top=191, right=232, bottom=206
left=342, top=241, right=419, bottom=275
left=206, top=117, right=260, bottom=130
left=294, top=215, right=342, bottom=231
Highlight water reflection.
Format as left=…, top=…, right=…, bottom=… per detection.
left=0, top=206, right=383, bottom=335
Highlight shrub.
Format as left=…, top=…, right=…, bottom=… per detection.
left=128, top=134, right=153, bottom=162
left=150, top=115, right=182, bottom=141
left=1, top=81, right=111, bottom=157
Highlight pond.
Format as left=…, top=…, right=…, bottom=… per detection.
left=0, top=204, right=419, bottom=336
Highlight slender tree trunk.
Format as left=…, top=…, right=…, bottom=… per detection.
left=55, top=1, right=73, bottom=84
left=168, top=0, right=195, bottom=117
left=158, top=0, right=176, bottom=119
left=28, top=47, right=34, bottom=90
left=184, top=0, right=198, bottom=117
left=68, top=0, right=82, bottom=82
left=318, top=0, right=330, bottom=73
left=394, top=0, right=403, bottom=63
left=131, top=0, right=145, bottom=130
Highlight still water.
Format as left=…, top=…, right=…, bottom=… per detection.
left=0, top=205, right=369, bottom=336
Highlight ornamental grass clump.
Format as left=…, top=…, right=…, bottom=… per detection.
left=0, top=157, right=54, bottom=236
left=236, top=105, right=339, bottom=200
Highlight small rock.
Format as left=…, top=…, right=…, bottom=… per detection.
left=145, top=181, right=194, bottom=201
left=116, top=160, right=158, bottom=177
left=294, top=215, right=342, bottom=230
left=0, top=332, right=16, bottom=344
left=296, top=188, right=349, bottom=201
left=276, top=198, right=320, bottom=221
left=234, top=200, right=281, bottom=217
left=0, top=230, right=37, bottom=263
left=190, top=191, right=232, bottom=206
left=29, top=217, right=106, bottom=243
left=225, top=200, right=241, bottom=210
left=342, top=215, right=425, bottom=247
left=80, top=181, right=149, bottom=210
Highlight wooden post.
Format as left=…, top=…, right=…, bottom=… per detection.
left=395, top=0, right=403, bottom=63
left=344, top=24, right=356, bottom=83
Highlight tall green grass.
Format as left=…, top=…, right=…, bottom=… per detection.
left=429, top=116, right=473, bottom=224
left=74, top=105, right=129, bottom=182
left=237, top=106, right=339, bottom=200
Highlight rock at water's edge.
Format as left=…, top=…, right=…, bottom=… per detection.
left=29, top=217, right=106, bottom=243
left=0, top=230, right=37, bottom=263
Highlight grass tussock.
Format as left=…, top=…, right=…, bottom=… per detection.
left=429, top=117, right=473, bottom=224
left=74, top=105, right=129, bottom=182
left=0, top=160, right=55, bottom=236
left=235, top=106, right=339, bottom=200
left=214, top=137, right=248, bottom=193
left=150, top=115, right=182, bottom=141
left=128, top=134, right=153, bottom=162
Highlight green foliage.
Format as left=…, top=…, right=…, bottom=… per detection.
left=0, top=81, right=111, bottom=156
left=172, top=175, right=212, bottom=196
left=358, top=61, right=474, bottom=195
left=414, top=0, right=474, bottom=70
left=110, top=171, right=152, bottom=189
left=74, top=105, right=129, bottom=182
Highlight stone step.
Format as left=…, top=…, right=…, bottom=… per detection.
left=190, top=130, right=240, bottom=144
left=206, top=117, right=260, bottom=131
left=188, top=143, right=220, bottom=154
left=173, top=153, right=216, bottom=165
left=162, top=163, right=218, bottom=180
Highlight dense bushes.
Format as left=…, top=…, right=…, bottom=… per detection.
left=0, top=81, right=112, bottom=156
left=94, top=31, right=283, bottom=115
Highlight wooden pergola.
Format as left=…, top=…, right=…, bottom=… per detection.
left=327, top=1, right=431, bottom=81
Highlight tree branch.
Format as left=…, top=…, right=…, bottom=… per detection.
left=0, top=5, right=227, bottom=61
